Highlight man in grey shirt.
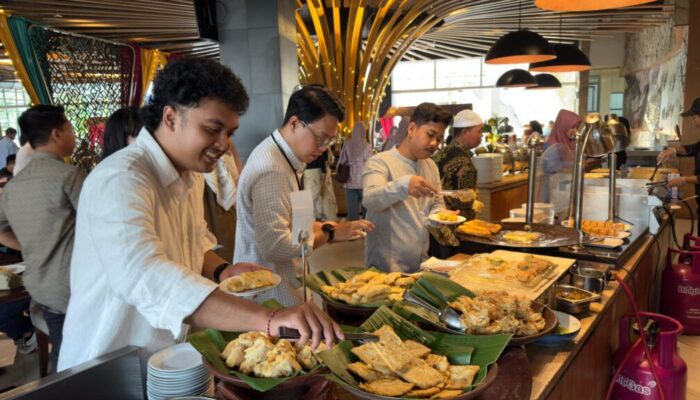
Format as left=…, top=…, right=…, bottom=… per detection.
left=363, top=103, right=455, bottom=272
left=0, top=105, right=84, bottom=372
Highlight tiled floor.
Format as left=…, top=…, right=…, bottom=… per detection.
left=0, top=219, right=696, bottom=398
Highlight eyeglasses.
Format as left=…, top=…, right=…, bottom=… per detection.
left=301, top=121, right=337, bottom=148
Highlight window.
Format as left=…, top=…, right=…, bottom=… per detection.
left=0, top=82, right=31, bottom=144
left=609, top=92, right=623, bottom=115
left=587, top=75, right=600, bottom=113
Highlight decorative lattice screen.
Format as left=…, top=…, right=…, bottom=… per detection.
left=27, top=25, right=135, bottom=170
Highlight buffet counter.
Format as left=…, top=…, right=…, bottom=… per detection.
left=448, top=218, right=670, bottom=400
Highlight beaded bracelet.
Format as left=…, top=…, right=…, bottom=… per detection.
left=266, top=310, right=278, bottom=336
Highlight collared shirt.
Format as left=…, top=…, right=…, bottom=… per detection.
left=0, top=137, right=18, bottom=169
left=432, top=143, right=478, bottom=220
left=234, top=129, right=307, bottom=307
left=14, top=142, right=34, bottom=174
left=0, top=151, right=85, bottom=312
left=58, top=129, right=218, bottom=371
left=362, top=147, right=444, bottom=272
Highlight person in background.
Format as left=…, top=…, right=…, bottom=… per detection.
left=615, top=116, right=629, bottom=170
left=303, top=149, right=337, bottom=220
left=382, top=116, right=409, bottom=151
left=543, top=120, right=554, bottom=138
left=0, top=298, right=36, bottom=354
left=0, top=105, right=85, bottom=373
left=59, top=58, right=344, bottom=372
left=338, top=122, right=372, bottom=220
left=538, top=109, right=581, bottom=209
left=657, top=97, right=700, bottom=197
left=101, top=107, right=143, bottom=159
left=363, top=102, right=455, bottom=272
left=432, top=109, right=483, bottom=221
left=498, top=117, right=514, bottom=134
left=0, top=128, right=18, bottom=169
left=235, top=85, right=374, bottom=307
left=203, top=137, right=242, bottom=262
left=529, top=120, right=543, bottom=140
left=14, top=133, right=34, bottom=174
left=0, top=154, right=15, bottom=180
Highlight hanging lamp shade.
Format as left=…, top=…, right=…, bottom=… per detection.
left=526, top=73, right=562, bottom=90
left=529, top=43, right=591, bottom=72
left=485, top=30, right=556, bottom=64
left=535, top=0, right=655, bottom=11
left=496, top=69, right=537, bottom=88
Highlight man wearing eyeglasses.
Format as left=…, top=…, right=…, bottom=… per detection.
left=234, top=85, right=374, bottom=307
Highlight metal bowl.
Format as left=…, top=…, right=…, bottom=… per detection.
left=556, top=284, right=600, bottom=314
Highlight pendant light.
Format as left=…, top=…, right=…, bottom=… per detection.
left=485, top=0, right=556, bottom=64
left=496, top=69, right=537, bottom=88
left=535, top=0, right=655, bottom=12
left=526, top=73, right=562, bottom=90
left=528, top=14, right=591, bottom=72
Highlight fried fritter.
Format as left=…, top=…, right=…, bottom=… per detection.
left=404, top=340, right=432, bottom=359
left=359, top=379, right=415, bottom=397
left=406, top=386, right=442, bottom=398
left=431, top=389, right=464, bottom=399
left=445, top=365, right=480, bottom=389
left=347, top=362, right=386, bottom=382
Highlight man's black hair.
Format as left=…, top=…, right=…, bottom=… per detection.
left=5, top=154, right=15, bottom=165
left=5, top=127, right=16, bottom=136
left=140, top=57, right=249, bottom=134
left=17, top=105, right=68, bottom=149
left=410, top=102, right=453, bottom=128
left=283, top=85, right=345, bottom=125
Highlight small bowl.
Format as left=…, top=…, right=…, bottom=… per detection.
left=534, top=310, right=581, bottom=346
left=556, top=284, right=600, bottom=314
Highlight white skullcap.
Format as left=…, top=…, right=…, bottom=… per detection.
left=453, top=109, right=483, bottom=128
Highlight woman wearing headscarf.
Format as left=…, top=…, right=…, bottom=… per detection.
left=338, top=122, right=373, bottom=220
left=538, top=109, right=581, bottom=211
left=382, top=116, right=409, bottom=151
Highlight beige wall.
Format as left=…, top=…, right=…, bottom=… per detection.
left=590, top=68, right=626, bottom=117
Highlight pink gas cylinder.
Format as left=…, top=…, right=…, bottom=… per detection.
left=611, top=312, right=686, bottom=400
left=661, top=248, right=700, bottom=334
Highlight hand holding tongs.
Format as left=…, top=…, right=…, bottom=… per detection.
left=277, top=327, right=379, bottom=343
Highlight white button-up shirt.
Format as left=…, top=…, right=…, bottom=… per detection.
left=234, top=130, right=307, bottom=307
left=58, top=129, right=218, bottom=371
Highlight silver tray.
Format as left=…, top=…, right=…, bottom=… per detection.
left=456, top=222, right=583, bottom=248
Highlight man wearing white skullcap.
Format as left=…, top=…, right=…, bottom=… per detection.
left=432, top=109, right=484, bottom=220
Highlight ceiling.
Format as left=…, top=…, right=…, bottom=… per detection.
left=0, top=0, right=674, bottom=74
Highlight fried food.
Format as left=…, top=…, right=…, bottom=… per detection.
left=406, top=386, right=442, bottom=398
left=347, top=325, right=480, bottom=398
left=437, top=211, right=459, bottom=222
left=320, top=271, right=418, bottom=305
left=226, top=270, right=277, bottom=293
left=449, top=290, right=546, bottom=336
left=348, top=362, right=386, bottom=382
left=360, top=379, right=415, bottom=397
left=502, top=230, right=541, bottom=243
left=220, top=332, right=319, bottom=378
left=469, top=254, right=555, bottom=287
left=431, top=389, right=465, bottom=398
left=446, top=365, right=480, bottom=389
left=578, top=219, right=627, bottom=237
left=458, top=219, right=501, bottom=237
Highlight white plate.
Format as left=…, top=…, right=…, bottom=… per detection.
left=584, top=237, right=624, bottom=249
left=148, top=343, right=203, bottom=373
left=428, top=213, right=466, bottom=225
left=219, top=273, right=282, bottom=297
left=2, top=263, right=26, bottom=274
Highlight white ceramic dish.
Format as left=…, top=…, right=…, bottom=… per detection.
left=428, top=213, right=466, bottom=225
left=2, top=263, right=26, bottom=274
left=218, top=273, right=282, bottom=297
left=584, top=237, right=625, bottom=249
left=148, top=343, right=203, bottom=373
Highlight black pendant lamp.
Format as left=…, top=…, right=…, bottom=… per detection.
left=485, top=0, right=556, bottom=65
left=485, top=30, right=557, bottom=65
left=496, top=69, right=537, bottom=88
left=529, top=43, right=591, bottom=72
left=526, top=73, right=562, bottom=90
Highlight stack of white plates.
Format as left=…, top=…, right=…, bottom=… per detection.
left=147, top=343, right=214, bottom=400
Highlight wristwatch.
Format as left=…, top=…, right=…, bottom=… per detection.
left=322, top=223, right=335, bottom=242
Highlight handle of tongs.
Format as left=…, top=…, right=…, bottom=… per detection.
left=650, top=162, right=661, bottom=182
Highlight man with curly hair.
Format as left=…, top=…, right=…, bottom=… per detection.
left=58, top=58, right=343, bottom=371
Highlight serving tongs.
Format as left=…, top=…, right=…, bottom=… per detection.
left=403, top=291, right=466, bottom=332
left=278, top=327, right=379, bottom=343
